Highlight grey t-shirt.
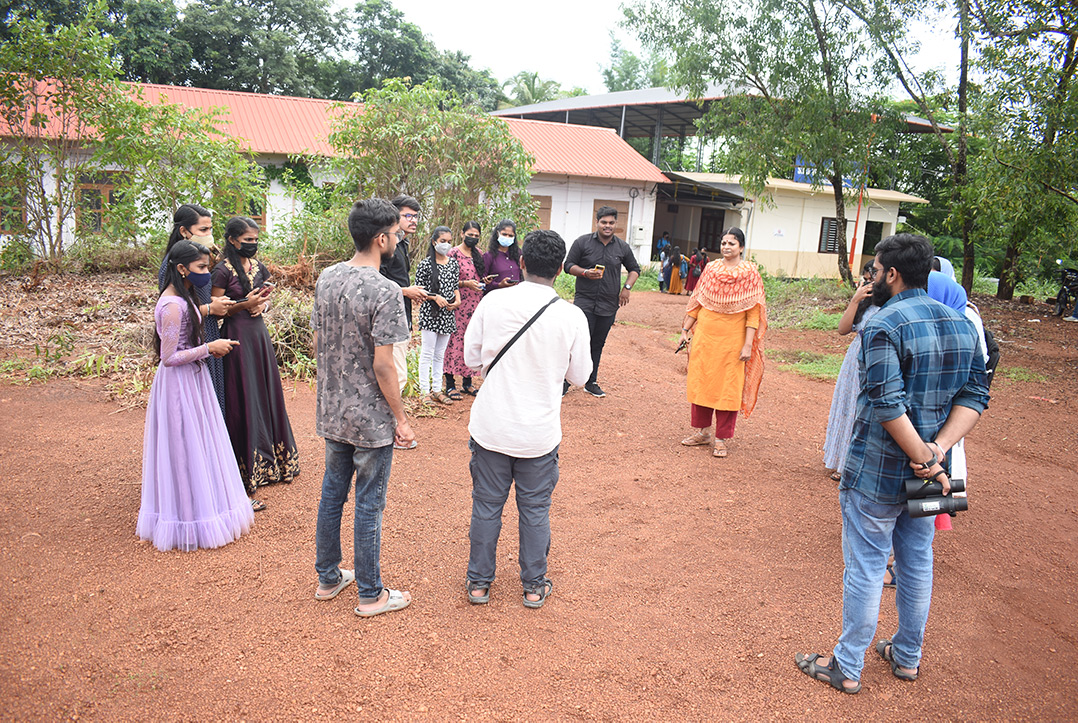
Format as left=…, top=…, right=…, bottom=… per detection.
left=311, top=263, right=408, bottom=448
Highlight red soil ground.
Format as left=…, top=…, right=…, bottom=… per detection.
left=0, top=288, right=1075, bottom=720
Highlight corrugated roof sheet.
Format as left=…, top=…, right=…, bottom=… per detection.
left=502, top=118, right=667, bottom=183
left=3, top=81, right=667, bottom=182
left=677, top=172, right=928, bottom=204
left=135, top=83, right=341, bottom=156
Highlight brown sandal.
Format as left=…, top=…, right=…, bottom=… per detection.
left=430, top=391, right=455, bottom=405
left=680, top=430, right=711, bottom=446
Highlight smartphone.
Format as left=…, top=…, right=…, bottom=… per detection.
left=483, top=274, right=497, bottom=282
left=504, top=278, right=518, bottom=285
left=259, top=282, right=276, bottom=296
left=675, top=338, right=688, bottom=354
left=594, top=264, right=605, bottom=272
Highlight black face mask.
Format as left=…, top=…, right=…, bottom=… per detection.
left=464, top=235, right=480, bottom=248
left=237, top=242, right=258, bottom=258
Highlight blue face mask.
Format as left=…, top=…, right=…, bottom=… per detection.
left=187, top=271, right=212, bottom=288
left=498, top=235, right=514, bottom=248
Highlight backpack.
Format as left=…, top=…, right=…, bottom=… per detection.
left=983, top=327, right=1000, bottom=388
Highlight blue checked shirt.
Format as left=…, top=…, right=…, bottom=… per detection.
left=842, top=289, right=990, bottom=504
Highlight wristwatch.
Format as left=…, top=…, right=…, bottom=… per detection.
left=623, top=284, right=632, bottom=290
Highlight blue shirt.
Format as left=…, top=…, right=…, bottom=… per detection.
left=842, top=289, right=990, bottom=504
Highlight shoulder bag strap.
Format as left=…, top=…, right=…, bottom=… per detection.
left=485, top=296, right=559, bottom=376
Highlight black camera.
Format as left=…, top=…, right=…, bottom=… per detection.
left=905, top=477, right=967, bottom=518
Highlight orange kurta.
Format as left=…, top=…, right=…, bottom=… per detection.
left=668, top=268, right=683, bottom=295
left=686, top=305, right=761, bottom=411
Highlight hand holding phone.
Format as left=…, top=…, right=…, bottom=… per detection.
left=259, top=282, right=275, bottom=296
left=675, top=338, right=688, bottom=354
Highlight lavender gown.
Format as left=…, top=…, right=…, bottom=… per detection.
left=137, top=296, right=254, bottom=551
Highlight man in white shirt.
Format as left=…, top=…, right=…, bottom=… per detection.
left=463, top=229, right=591, bottom=609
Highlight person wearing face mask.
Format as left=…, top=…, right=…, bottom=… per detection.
left=157, top=204, right=236, bottom=415
left=414, top=226, right=462, bottom=404
left=210, top=216, right=299, bottom=512
left=481, top=219, right=522, bottom=294
left=443, top=221, right=485, bottom=398
left=138, top=239, right=252, bottom=551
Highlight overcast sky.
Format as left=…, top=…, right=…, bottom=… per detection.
left=394, top=0, right=964, bottom=97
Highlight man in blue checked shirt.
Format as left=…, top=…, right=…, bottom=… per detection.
left=795, top=233, right=990, bottom=695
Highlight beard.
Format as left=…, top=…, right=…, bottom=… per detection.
left=871, top=276, right=893, bottom=306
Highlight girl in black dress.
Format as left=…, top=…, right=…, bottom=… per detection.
left=211, top=216, right=299, bottom=511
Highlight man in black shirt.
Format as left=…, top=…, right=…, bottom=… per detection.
left=563, top=206, right=641, bottom=398
left=379, top=194, right=427, bottom=448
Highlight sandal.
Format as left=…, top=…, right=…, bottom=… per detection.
left=446, top=388, right=464, bottom=401
left=354, top=588, right=411, bottom=618
left=795, top=652, right=861, bottom=694
left=466, top=580, right=490, bottom=605
left=830, top=471, right=842, bottom=482
left=883, top=564, right=897, bottom=588
left=429, top=391, right=454, bottom=405
left=314, top=569, right=354, bottom=600
left=461, top=386, right=478, bottom=396
left=712, top=440, right=728, bottom=458
left=250, top=498, right=267, bottom=512
left=680, top=430, right=711, bottom=446
left=876, top=639, right=918, bottom=681
left=523, top=579, right=553, bottom=609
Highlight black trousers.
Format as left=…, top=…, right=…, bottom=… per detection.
left=582, top=309, right=617, bottom=385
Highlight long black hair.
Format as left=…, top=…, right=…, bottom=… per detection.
left=424, top=225, right=452, bottom=298
left=164, top=203, right=211, bottom=258
left=488, top=219, right=519, bottom=263
left=854, top=259, right=876, bottom=326
left=220, top=216, right=261, bottom=296
left=156, top=240, right=211, bottom=361
left=670, top=245, right=682, bottom=267
left=463, top=220, right=484, bottom=277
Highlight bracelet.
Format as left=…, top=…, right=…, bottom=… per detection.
left=682, top=327, right=691, bottom=332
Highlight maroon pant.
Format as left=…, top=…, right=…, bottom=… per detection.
left=691, top=404, right=737, bottom=439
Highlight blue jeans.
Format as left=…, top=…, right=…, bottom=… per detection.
left=315, top=439, right=393, bottom=602
left=833, top=488, right=936, bottom=681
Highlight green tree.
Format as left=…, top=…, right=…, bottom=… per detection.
left=501, top=71, right=562, bottom=108
left=626, top=0, right=896, bottom=283
left=970, top=1, right=1078, bottom=299
left=322, top=78, right=538, bottom=262
left=602, top=36, right=669, bottom=92
left=175, top=0, right=337, bottom=96
left=0, top=4, right=125, bottom=266
left=111, top=0, right=191, bottom=85
left=96, top=93, right=267, bottom=245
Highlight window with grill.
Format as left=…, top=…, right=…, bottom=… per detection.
left=818, top=217, right=850, bottom=254
left=76, top=172, right=126, bottom=233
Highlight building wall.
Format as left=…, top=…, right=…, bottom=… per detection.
left=742, top=189, right=900, bottom=278
left=527, top=174, right=658, bottom=265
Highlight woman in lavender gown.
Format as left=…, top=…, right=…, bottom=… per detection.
left=137, top=240, right=254, bottom=552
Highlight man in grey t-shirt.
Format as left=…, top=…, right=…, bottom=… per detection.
left=310, top=198, right=415, bottom=618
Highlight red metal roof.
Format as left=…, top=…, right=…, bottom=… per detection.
left=136, top=83, right=340, bottom=156
left=3, top=80, right=667, bottom=182
left=503, top=117, right=668, bottom=183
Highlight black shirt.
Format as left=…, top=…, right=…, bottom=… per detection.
left=379, top=237, right=412, bottom=327
left=565, top=232, right=641, bottom=316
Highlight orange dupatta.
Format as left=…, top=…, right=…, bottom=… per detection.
left=687, top=259, right=767, bottom=417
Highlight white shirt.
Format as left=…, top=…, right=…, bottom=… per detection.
left=465, top=280, right=592, bottom=458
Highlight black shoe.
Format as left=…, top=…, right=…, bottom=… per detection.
left=562, top=380, right=570, bottom=397
left=584, top=382, right=606, bottom=398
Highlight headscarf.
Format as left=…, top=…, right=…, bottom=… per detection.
left=687, top=259, right=767, bottom=417
left=928, top=270, right=967, bottom=312
left=935, top=256, right=956, bottom=280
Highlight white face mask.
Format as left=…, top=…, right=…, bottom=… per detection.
left=434, top=241, right=452, bottom=256
left=498, top=235, right=514, bottom=248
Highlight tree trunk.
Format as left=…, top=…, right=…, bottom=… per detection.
left=830, top=172, right=854, bottom=285
left=996, top=226, right=1022, bottom=300
left=957, top=0, right=975, bottom=293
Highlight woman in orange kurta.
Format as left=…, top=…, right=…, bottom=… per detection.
left=678, top=228, right=766, bottom=457
left=668, top=247, right=684, bottom=295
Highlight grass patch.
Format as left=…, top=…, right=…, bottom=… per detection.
left=998, top=366, right=1047, bottom=383
left=552, top=266, right=660, bottom=301
left=801, top=310, right=844, bottom=330
left=769, top=349, right=845, bottom=381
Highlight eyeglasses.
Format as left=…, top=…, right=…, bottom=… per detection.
left=869, top=267, right=881, bottom=279
left=401, top=213, right=419, bottom=221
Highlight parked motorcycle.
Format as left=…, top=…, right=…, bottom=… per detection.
left=1050, top=259, right=1078, bottom=316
